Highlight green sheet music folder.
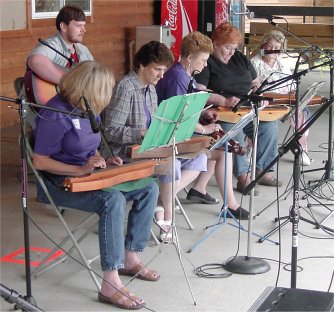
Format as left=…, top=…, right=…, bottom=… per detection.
left=139, top=92, right=210, bottom=153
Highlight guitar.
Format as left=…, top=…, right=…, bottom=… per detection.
left=24, top=70, right=58, bottom=105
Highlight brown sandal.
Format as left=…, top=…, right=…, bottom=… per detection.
left=98, top=287, right=144, bottom=310
left=118, top=263, right=160, bottom=281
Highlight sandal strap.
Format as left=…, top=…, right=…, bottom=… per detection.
left=155, top=205, right=164, bottom=213
left=130, top=263, right=160, bottom=281
left=99, top=287, right=143, bottom=309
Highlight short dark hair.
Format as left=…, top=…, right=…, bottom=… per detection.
left=133, top=41, right=174, bottom=72
left=56, top=5, right=86, bottom=30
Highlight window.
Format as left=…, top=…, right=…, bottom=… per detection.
left=32, top=0, right=91, bottom=19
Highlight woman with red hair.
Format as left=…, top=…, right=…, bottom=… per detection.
left=195, top=23, right=282, bottom=195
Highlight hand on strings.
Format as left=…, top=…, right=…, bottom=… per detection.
left=262, top=100, right=270, bottom=108
left=199, top=110, right=217, bottom=125
left=106, top=157, right=123, bottom=167
left=202, top=123, right=222, bottom=135
left=83, top=155, right=107, bottom=173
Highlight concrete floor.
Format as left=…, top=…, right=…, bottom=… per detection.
left=1, top=73, right=333, bottom=311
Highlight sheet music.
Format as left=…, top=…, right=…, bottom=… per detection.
left=210, top=105, right=266, bottom=151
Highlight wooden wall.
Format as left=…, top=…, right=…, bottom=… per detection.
left=245, top=0, right=333, bottom=31
left=1, top=0, right=332, bottom=127
left=0, top=0, right=155, bottom=127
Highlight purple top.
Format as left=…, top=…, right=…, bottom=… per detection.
left=34, top=94, right=101, bottom=166
left=143, top=86, right=151, bottom=128
left=156, top=62, right=191, bottom=104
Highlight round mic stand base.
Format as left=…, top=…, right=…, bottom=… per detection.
left=223, top=256, right=270, bottom=274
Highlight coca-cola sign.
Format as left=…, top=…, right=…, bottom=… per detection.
left=161, top=0, right=198, bottom=61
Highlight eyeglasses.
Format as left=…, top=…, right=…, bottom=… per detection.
left=221, top=45, right=238, bottom=52
left=264, top=42, right=281, bottom=50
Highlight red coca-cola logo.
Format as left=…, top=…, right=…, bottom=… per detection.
left=166, top=0, right=178, bottom=30
left=161, top=0, right=198, bottom=61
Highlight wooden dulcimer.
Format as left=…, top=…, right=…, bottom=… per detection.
left=213, top=105, right=291, bottom=123
left=128, top=131, right=247, bottom=158
left=63, top=159, right=166, bottom=192
left=263, top=93, right=326, bottom=106
left=127, top=136, right=213, bottom=159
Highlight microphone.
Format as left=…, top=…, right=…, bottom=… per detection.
left=231, top=4, right=254, bottom=20
left=260, top=49, right=319, bottom=56
left=260, top=49, right=285, bottom=56
left=187, top=70, right=199, bottom=94
left=248, top=94, right=275, bottom=102
left=232, top=88, right=253, bottom=113
left=187, top=76, right=194, bottom=94
left=232, top=93, right=275, bottom=113
left=252, top=15, right=285, bottom=20
left=82, top=96, right=100, bottom=133
left=246, top=11, right=255, bottom=19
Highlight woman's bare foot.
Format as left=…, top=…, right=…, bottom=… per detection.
left=100, top=270, right=144, bottom=309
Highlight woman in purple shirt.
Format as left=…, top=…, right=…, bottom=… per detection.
left=156, top=31, right=248, bottom=220
left=33, top=61, right=159, bottom=310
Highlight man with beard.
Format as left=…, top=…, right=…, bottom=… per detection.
left=26, top=5, right=93, bottom=86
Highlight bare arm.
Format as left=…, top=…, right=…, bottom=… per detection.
left=33, top=153, right=106, bottom=177
left=251, top=78, right=261, bottom=92
left=197, top=83, right=240, bottom=108
left=27, top=55, right=67, bottom=85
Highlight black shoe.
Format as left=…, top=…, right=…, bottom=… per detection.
left=226, top=207, right=249, bottom=220
left=186, top=188, right=219, bottom=205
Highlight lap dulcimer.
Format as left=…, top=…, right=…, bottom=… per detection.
left=263, top=93, right=326, bottom=106
left=213, top=105, right=291, bottom=123
left=213, top=93, right=327, bottom=124
left=64, top=136, right=213, bottom=193
left=63, top=159, right=166, bottom=192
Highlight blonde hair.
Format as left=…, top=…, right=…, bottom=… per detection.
left=59, top=61, right=115, bottom=114
left=180, top=31, right=213, bottom=58
left=260, top=30, right=287, bottom=50
left=212, top=23, right=243, bottom=46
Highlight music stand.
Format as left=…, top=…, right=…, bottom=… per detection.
left=139, top=92, right=210, bottom=305
left=187, top=104, right=274, bottom=258
left=255, top=81, right=326, bottom=224
left=281, top=81, right=325, bottom=123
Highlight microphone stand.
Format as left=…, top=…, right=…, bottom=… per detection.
left=266, top=17, right=334, bottom=194
left=0, top=96, right=86, bottom=311
left=266, top=20, right=334, bottom=62
left=243, top=79, right=334, bottom=290
left=223, top=79, right=272, bottom=274
left=0, top=284, right=43, bottom=312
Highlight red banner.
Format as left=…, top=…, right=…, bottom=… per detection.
left=216, top=0, right=230, bottom=25
left=161, top=0, right=198, bottom=61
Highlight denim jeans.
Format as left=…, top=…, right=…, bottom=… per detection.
left=36, top=175, right=159, bottom=271
left=220, top=120, right=278, bottom=177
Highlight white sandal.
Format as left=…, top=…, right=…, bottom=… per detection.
left=153, top=206, right=167, bottom=232
left=159, top=221, right=174, bottom=243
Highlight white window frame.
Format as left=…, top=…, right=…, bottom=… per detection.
left=32, top=0, right=92, bottom=19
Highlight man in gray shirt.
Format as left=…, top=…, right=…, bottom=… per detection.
left=26, top=5, right=93, bottom=90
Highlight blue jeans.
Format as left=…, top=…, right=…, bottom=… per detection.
left=36, top=174, right=159, bottom=271
left=220, top=120, right=278, bottom=177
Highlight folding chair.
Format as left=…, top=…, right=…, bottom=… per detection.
left=14, top=77, right=101, bottom=291
left=176, top=194, right=194, bottom=230
left=24, top=134, right=101, bottom=291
